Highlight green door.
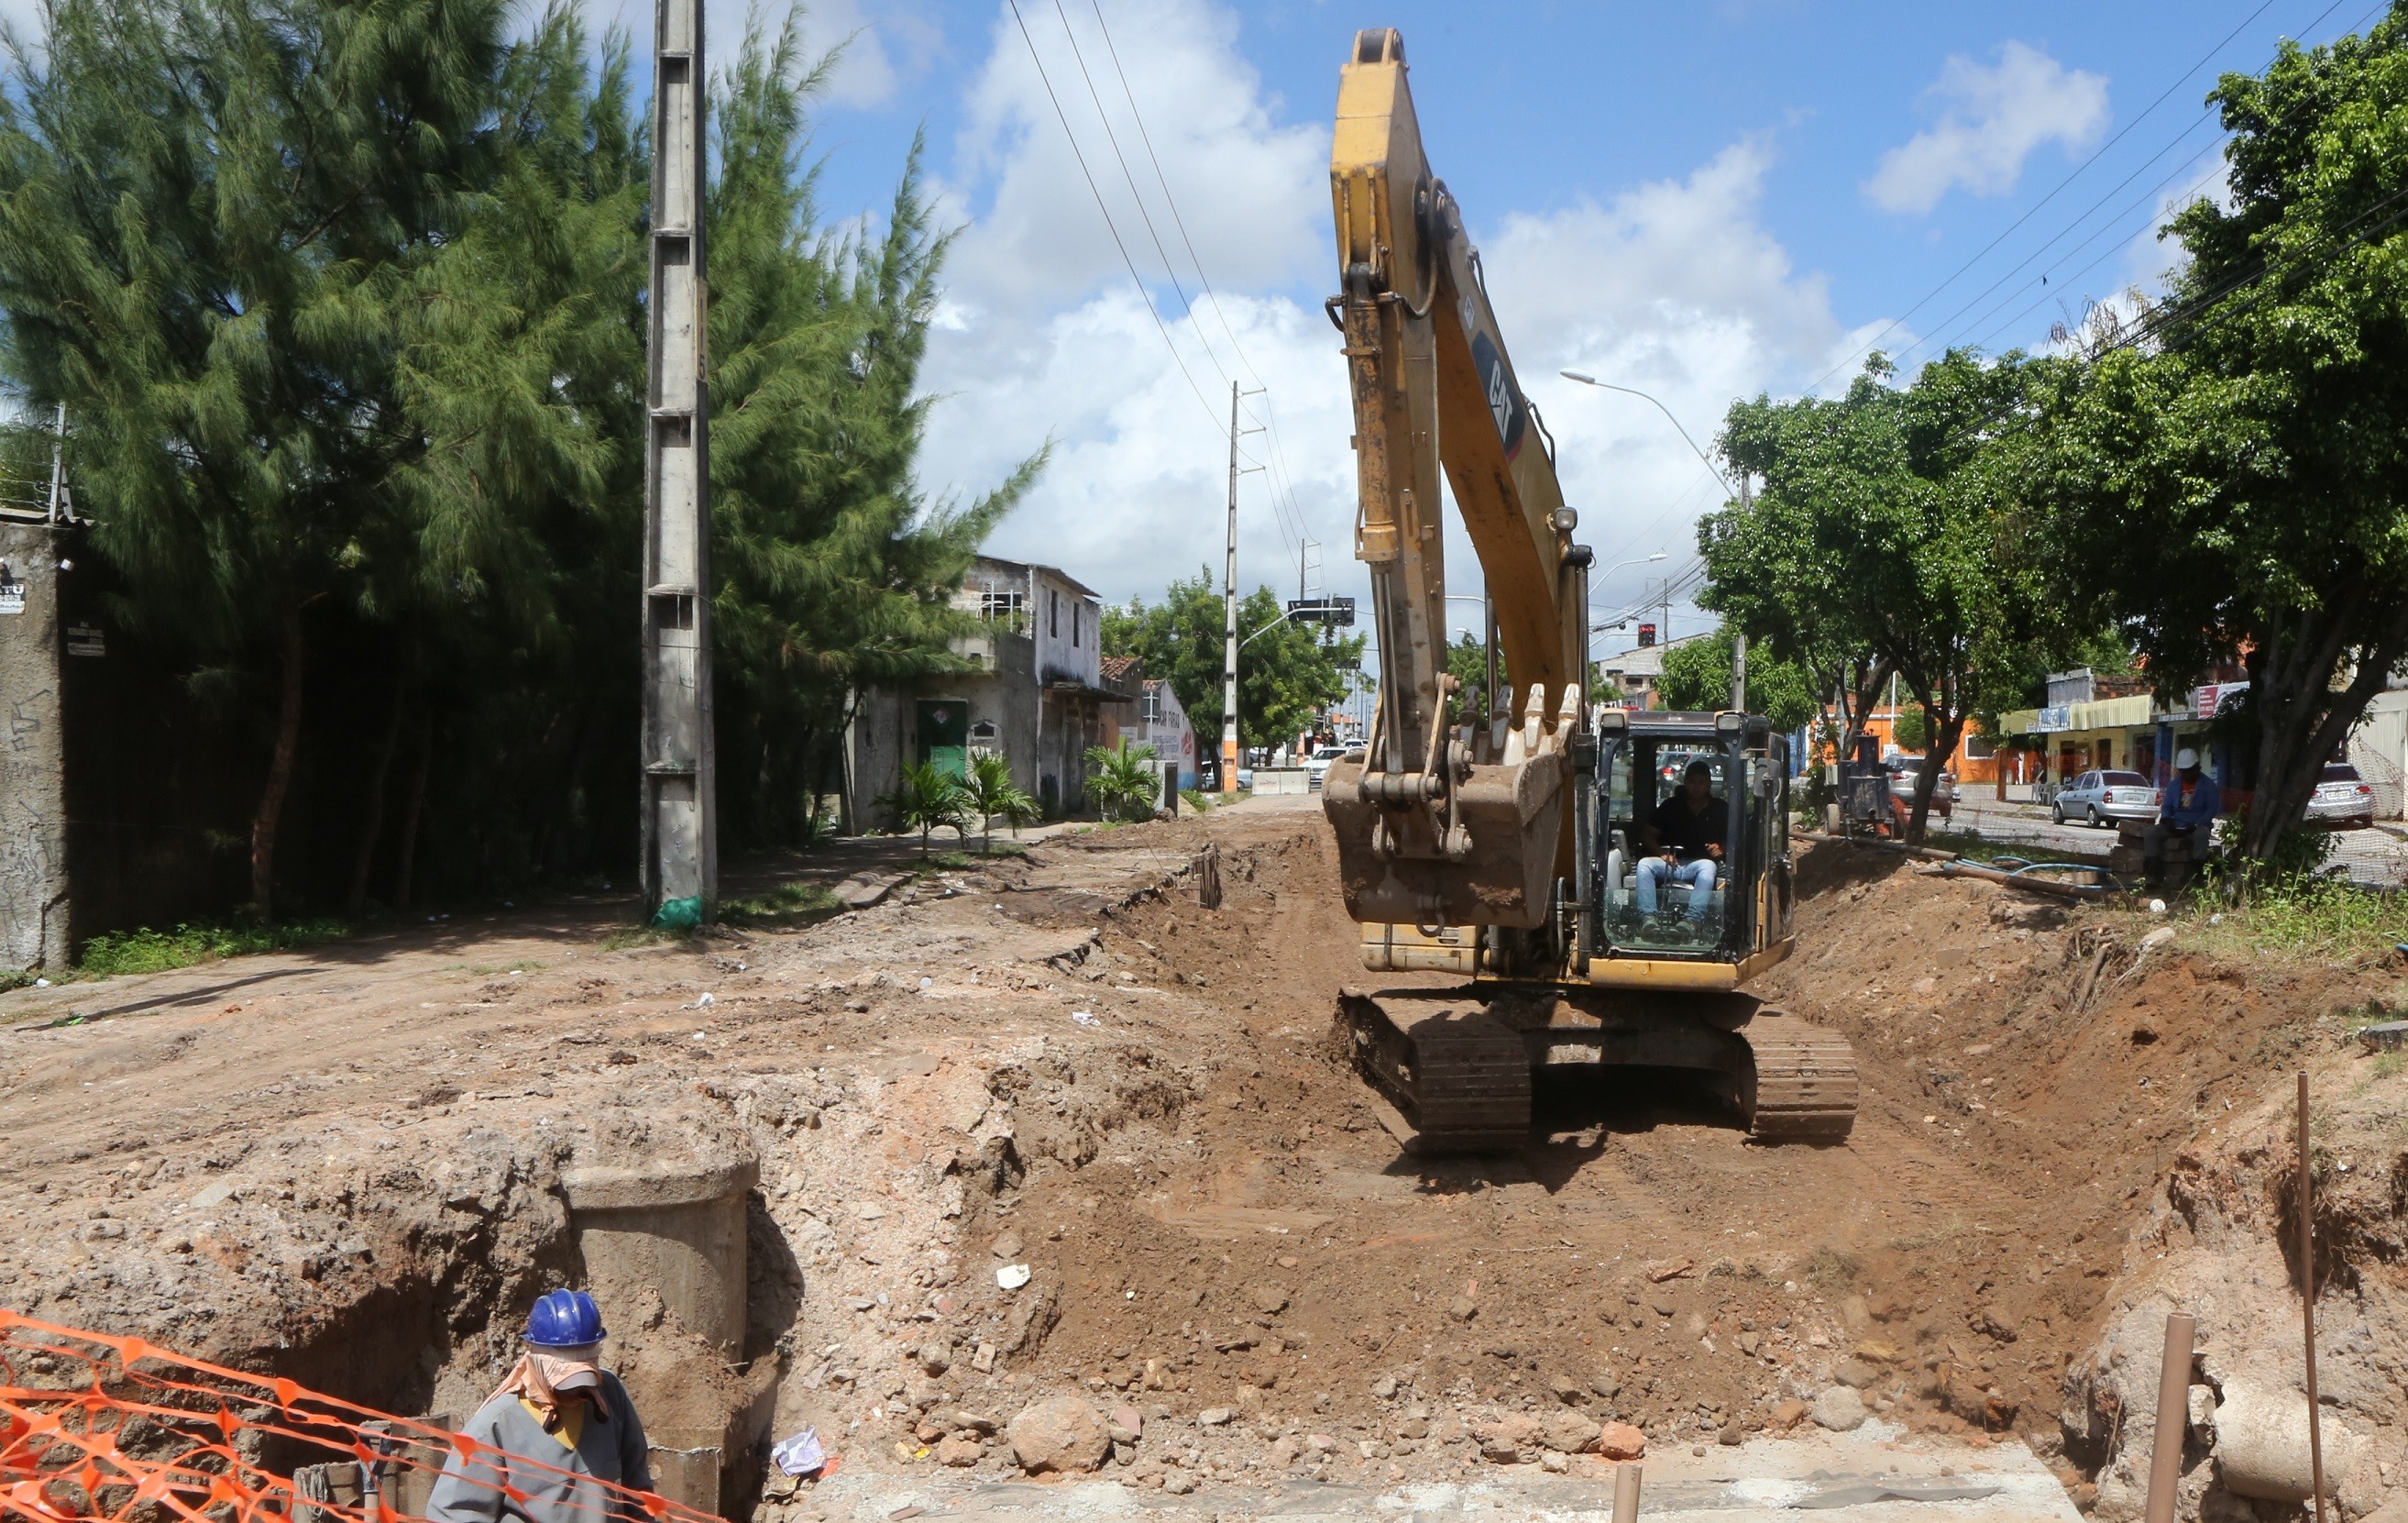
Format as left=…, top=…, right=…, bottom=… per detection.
left=918, top=699, right=970, bottom=779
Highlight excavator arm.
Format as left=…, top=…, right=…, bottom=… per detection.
left=1323, top=27, right=1593, bottom=934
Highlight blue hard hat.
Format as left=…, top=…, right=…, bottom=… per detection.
left=524, top=1289, right=607, bottom=1347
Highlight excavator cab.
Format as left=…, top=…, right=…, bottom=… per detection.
left=1590, top=711, right=1795, bottom=971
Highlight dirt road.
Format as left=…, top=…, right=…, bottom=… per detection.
left=4, top=793, right=2402, bottom=1518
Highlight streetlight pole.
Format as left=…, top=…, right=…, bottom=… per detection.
left=1557, top=371, right=1734, bottom=494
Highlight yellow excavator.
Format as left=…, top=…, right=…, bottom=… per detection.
left=1321, top=28, right=1856, bottom=1150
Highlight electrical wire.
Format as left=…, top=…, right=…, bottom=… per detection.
left=1802, top=0, right=2301, bottom=396
left=1006, top=0, right=1222, bottom=433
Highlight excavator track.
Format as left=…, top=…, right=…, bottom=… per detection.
left=1342, top=994, right=1531, bottom=1153
left=1343, top=992, right=1856, bottom=1151
left=1740, top=1013, right=1860, bottom=1143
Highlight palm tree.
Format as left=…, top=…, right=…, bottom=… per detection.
left=962, top=752, right=1038, bottom=852
left=879, top=761, right=972, bottom=855
left=1083, top=738, right=1161, bottom=822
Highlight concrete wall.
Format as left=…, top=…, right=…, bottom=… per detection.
left=2352, top=690, right=2408, bottom=820
left=0, top=520, right=69, bottom=971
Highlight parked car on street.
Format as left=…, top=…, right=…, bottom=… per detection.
left=2306, top=762, right=2377, bottom=831
left=1305, top=744, right=1352, bottom=790
left=1884, top=756, right=1955, bottom=819
left=2051, top=769, right=2159, bottom=828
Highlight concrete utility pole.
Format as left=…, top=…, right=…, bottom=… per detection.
left=639, top=0, right=715, bottom=914
left=1732, top=473, right=1750, bottom=712
left=1219, top=382, right=1263, bottom=792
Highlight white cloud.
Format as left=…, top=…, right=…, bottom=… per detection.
left=1865, top=41, right=2108, bottom=215
left=910, top=1, right=1862, bottom=653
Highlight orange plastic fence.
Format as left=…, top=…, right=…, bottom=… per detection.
left=0, top=1310, right=727, bottom=1523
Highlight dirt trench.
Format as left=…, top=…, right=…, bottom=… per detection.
left=3, top=799, right=2404, bottom=1517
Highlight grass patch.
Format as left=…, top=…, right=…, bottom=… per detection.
left=1803, top=1246, right=1860, bottom=1292
left=77, top=917, right=349, bottom=977
left=719, top=882, right=841, bottom=927
left=1919, top=826, right=2096, bottom=866
left=467, top=961, right=545, bottom=976
left=1181, top=788, right=1215, bottom=813
left=2165, top=872, right=2408, bottom=964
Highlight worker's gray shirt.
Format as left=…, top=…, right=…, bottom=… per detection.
left=425, top=1374, right=654, bottom=1523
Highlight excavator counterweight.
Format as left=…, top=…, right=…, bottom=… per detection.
left=1321, top=28, right=1856, bottom=1151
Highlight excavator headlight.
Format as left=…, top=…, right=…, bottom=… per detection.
left=1549, top=506, right=1578, bottom=533
left=1597, top=708, right=1627, bottom=734
left=1715, top=711, right=1744, bottom=734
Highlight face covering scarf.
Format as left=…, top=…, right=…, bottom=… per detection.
left=489, top=1352, right=609, bottom=1432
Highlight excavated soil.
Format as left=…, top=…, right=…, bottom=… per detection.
left=4, top=797, right=2404, bottom=1517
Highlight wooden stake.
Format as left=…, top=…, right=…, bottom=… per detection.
left=2143, top=1311, right=2194, bottom=1523
left=1611, top=1461, right=1641, bottom=1523
left=2300, top=1069, right=2328, bottom=1523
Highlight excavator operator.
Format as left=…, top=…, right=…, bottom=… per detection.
left=1637, top=760, right=1725, bottom=925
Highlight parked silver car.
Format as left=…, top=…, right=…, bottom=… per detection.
left=2052, top=769, right=2159, bottom=827
left=2306, top=763, right=2377, bottom=831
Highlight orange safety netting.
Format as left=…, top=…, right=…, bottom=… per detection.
left=0, top=1310, right=727, bottom=1523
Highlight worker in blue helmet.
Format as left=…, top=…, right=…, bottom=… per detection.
left=426, top=1291, right=656, bottom=1523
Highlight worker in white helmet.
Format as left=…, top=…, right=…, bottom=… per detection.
left=2143, top=746, right=2221, bottom=888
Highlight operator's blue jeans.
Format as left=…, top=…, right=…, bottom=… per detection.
left=1635, top=856, right=1716, bottom=920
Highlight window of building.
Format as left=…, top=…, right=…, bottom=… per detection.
left=978, top=588, right=1026, bottom=632
left=1072, top=603, right=1080, bottom=647
left=1050, top=590, right=1059, bottom=639
left=970, top=720, right=997, bottom=741
left=1142, top=690, right=1162, bottom=724
left=1963, top=733, right=1996, bottom=760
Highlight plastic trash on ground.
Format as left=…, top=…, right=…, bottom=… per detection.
left=1071, top=1010, right=1100, bottom=1027
left=652, top=895, right=704, bottom=931
left=772, top=1427, right=827, bottom=1476
left=996, top=1264, right=1032, bottom=1290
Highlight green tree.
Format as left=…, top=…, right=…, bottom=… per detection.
left=962, top=751, right=1036, bottom=851
left=2024, top=13, right=2408, bottom=871
left=1710, top=352, right=2065, bottom=843
left=1655, top=626, right=1820, bottom=733
left=1102, top=570, right=1366, bottom=751
left=705, top=25, right=1041, bottom=846
left=0, top=0, right=629, bottom=914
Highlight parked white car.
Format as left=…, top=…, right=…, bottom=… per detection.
left=2306, top=763, right=2377, bottom=831
left=2051, top=769, right=2159, bottom=827
left=1305, top=744, right=1352, bottom=790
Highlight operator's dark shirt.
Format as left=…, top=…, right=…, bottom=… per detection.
left=1648, top=790, right=1726, bottom=860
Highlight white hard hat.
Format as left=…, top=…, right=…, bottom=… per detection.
left=2174, top=747, right=2200, bottom=770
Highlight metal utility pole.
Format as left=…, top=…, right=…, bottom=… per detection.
left=639, top=0, right=715, bottom=915
left=1220, top=382, right=1262, bottom=792
left=45, top=404, right=68, bottom=524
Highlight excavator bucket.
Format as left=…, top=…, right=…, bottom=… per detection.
left=1321, top=685, right=1573, bottom=932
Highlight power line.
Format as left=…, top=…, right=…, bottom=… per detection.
left=1006, top=0, right=1222, bottom=433
left=1048, top=0, right=1235, bottom=392
left=1803, top=0, right=2296, bottom=396
left=1084, top=0, right=1325, bottom=554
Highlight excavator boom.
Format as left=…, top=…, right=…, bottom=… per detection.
left=1324, top=26, right=1592, bottom=933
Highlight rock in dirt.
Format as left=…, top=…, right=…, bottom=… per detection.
left=1833, top=1357, right=1879, bottom=1388
left=1162, top=1473, right=1195, bottom=1495
left=1718, top=1422, right=1745, bottom=1446
left=1477, top=1412, right=1543, bottom=1462
left=1369, top=1374, right=1398, bottom=1399
left=1547, top=1374, right=1585, bottom=1404
left=1107, top=1404, right=1142, bottom=1446
left=1197, top=1407, right=1234, bottom=1427
left=1446, top=1294, right=1478, bottom=1321
left=1811, top=1385, right=1867, bottom=1433
left=2215, top=1380, right=2343, bottom=1502
left=1540, top=1410, right=1600, bottom=1454
left=916, top=1341, right=951, bottom=1376
left=933, top=1434, right=982, bottom=1468
left=1768, top=1398, right=1809, bottom=1431
left=1595, top=1421, right=1645, bottom=1461
left=990, top=1230, right=1024, bottom=1260
left=1589, top=1370, right=1622, bottom=1399
left=1248, top=1283, right=1289, bottom=1315
left=1007, top=1396, right=1112, bottom=1474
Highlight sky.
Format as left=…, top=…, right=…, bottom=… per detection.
left=624, top=0, right=2383, bottom=667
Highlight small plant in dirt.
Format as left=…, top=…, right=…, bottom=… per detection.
left=1084, top=738, right=1161, bottom=822
left=1181, top=787, right=1214, bottom=813
left=78, top=918, right=349, bottom=977
left=879, top=761, right=973, bottom=855
left=962, top=752, right=1039, bottom=852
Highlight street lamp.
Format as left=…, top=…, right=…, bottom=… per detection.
left=1558, top=371, right=1734, bottom=494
